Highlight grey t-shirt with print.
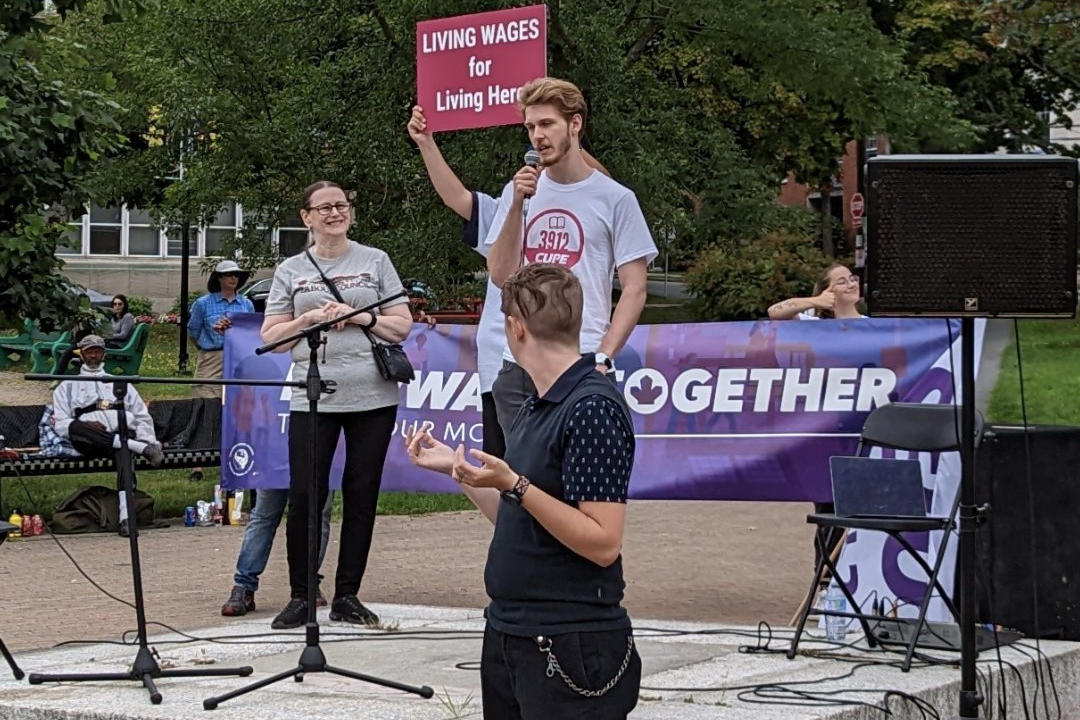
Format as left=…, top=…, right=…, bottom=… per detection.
left=265, top=242, right=408, bottom=413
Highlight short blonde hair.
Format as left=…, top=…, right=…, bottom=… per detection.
left=500, top=264, right=582, bottom=344
left=518, top=77, right=587, bottom=127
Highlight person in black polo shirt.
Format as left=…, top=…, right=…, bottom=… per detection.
left=406, top=263, right=640, bottom=720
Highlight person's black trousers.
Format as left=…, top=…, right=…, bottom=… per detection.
left=285, top=405, right=396, bottom=600
left=68, top=419, right=131, bottom=459
left=480, top=391, right=506, bottom=458
left=480, top=624, right=641, bottom=720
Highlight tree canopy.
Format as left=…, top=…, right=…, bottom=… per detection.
left=8, top=0, right=1079, bottom=319
left=50, top=0, right=977, bottom=294
left=0, top=1, right=146, bottom=328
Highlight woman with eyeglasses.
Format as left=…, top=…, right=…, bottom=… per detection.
left=260, top=180, right=412, bottom=630
left=767, top=262, right=865, bottom=576
left=105, top=294, right=136, bottom=348
left=767, top=263, right=865, bottom=320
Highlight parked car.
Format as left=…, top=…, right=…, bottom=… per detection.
left=239, top=278, right=272, bottom=313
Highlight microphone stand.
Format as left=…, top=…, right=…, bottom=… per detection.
left=0, top=636, right=22, bottom=680
left=23, top=373, right=254, bottom=703
left=0, top=528, right=23, bottom=679
left=203, top=292, right=433, bottom=710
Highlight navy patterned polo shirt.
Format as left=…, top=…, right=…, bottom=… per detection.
left=484, top=354, right=636, bottom=637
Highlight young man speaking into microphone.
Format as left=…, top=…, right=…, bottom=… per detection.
left=484, top=77, right=657, bottom=434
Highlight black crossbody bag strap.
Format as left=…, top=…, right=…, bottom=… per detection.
left=303, top=250, right=413, bottom=383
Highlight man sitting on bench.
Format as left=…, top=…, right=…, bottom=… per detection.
left=52, top=334, right=162, bottom=464
left=53, top=334, right=164, bottom=465
left=52, top=335, right=164, bottom=534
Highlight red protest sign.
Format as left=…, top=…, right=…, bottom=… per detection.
left=416, top=4, right=547, bottom=133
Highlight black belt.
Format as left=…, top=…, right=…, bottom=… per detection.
left=197, top=347, right=223, bottom=353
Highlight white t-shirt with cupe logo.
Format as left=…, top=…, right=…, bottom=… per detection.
left=484, top=170, right=658, bottom=361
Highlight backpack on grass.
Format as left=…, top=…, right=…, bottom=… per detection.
left=50, top=485, right=161, bottom=534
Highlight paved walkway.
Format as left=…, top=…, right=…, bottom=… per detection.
left=0, top=502, right=814, bottom=653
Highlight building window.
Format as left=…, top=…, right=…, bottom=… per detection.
left=88, top=204, right=122, bottom=255
left=276, top=210, right=309, bottom=257
left=204, top=204, right=239, bottom=257
left=59, top=224, right=83, bottom=255
left=60, top=201, right=288, bottom=259
left=127, top=206, right=161, bottom=256
left=166, top=226, right=197, bottom=257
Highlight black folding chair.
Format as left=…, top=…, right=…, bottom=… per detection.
left=788, top=402, right=981, bottom=671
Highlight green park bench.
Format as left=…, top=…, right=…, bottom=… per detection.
left=0, top=320, right=63, bottom=370
left=28, top=323, right=151, bottom=376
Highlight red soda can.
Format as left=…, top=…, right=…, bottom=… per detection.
left=31, top=514, right=44, bottom=536
left=21, top=514, right=32, bottom=537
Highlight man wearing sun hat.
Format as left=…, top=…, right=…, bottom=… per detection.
left=188, top=260, right=254, bottom=400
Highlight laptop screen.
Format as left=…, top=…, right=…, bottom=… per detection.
left=829, top=456, right=927, bottom=517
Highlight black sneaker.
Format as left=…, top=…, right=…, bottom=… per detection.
left=329, top=595, right=379, bottom=626
left=271, top=597, right=308, bottom=629
left=221, top=586, right=256, bottom=617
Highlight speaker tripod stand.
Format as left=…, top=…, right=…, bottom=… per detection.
left=203, top=293, right=433, bottom=710
left=23, top=375, right=253, bottom=704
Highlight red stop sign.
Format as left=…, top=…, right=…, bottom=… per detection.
left=850, top=192, right=865, bottom=221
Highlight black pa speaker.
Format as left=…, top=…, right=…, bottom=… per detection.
left=866, top=155, right=1078, bottom=317
left=975, top=425, right=1080, bottom=640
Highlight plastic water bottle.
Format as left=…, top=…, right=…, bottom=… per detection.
left=824, top=584, right=848, bottom=642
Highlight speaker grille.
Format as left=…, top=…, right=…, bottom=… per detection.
left=867, top=156, right=1078, bottom=317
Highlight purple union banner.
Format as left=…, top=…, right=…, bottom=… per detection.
left=220, top=315, right=962, bottom=502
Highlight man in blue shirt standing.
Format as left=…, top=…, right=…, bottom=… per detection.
left=407, top=263, right=641, bottom=720
left=188, top=260, right=254, bottom=400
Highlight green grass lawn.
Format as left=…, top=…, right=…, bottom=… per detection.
left=987, top=316, right=1080, bottom=426
left=134, top=323, right=199, bottom=400
left=7, top=465, right=473, bottom=521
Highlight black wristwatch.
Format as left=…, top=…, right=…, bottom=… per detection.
left=360, top=312, right=378, bottom=330
left=501, top=475, right=531, bottom=504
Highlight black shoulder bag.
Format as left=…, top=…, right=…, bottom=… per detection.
left=304, top=250, right=415, bottom=384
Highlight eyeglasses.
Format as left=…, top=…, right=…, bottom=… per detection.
left=308, top=202, right=351, bottom=217
left=831, top=276, right=860, bottom=287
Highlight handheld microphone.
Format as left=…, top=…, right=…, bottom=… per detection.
left=522, top=147, right=541, bottom=215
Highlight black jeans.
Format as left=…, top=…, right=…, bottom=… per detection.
left=480, top=391, right=506, bottom=459
left=481, top=624, right=641, bottom=720
left=491, top=360, right=536, bottom=438
left=68, top=419, right=132, bottom=459
left=285, top=405, right=397, bottom=600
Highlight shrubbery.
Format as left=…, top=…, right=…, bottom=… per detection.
left=126, top=296, right=154, bottom=318
left=170, top=291, right=204, bottom=315
left=684, top=231, right=829, bottom=321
